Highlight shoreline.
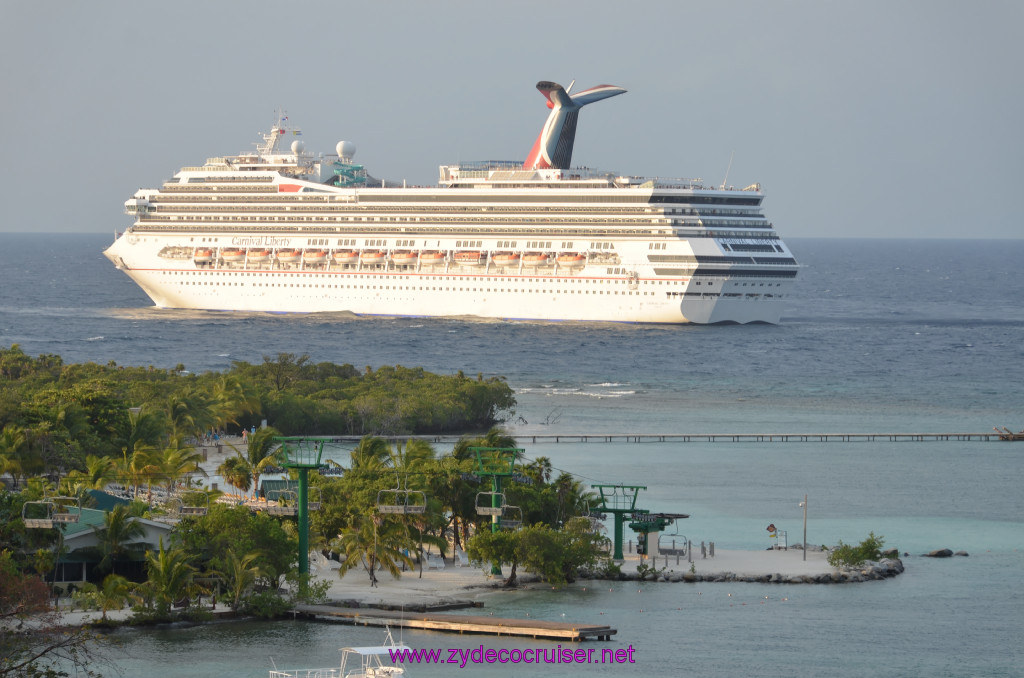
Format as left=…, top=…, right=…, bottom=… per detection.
left=51, top=547, right=901, bottom=628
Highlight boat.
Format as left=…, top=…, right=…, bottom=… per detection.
left=492, top=252, right=520, bottom=266
left=248, top=248, right=272, bottom=262
left=521, top=252, right=550, bottom=267
left=268, top=629, right=409, bottom=678
left=106, top=80, right=798, bottom=323
left=303, top=249, right=329, bottom=264
left=453, top=251, right=483, bottom=266
left=391, top=250, right=418, bottom=265
left=557, top=253, right=586, bottom=267
left=420, top=251, right=445, bottom=265
left=360, top=250, right=387, bottom=265
left=333, top=250, right=358, bottom=264
left=221, top=248, right=246, bottom=262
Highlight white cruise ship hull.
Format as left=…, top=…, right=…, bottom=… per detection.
left=105, top=236, right=791, bottom=324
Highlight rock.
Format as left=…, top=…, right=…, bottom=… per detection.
left=881, top=548, right=900, bottom=559
left=954, top=551, right=969, bottom=557
left=923, top=549, right=953, bottom=558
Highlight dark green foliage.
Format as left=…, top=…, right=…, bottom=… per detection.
left=828, top=532, right=886, bottom=568
left=0, top=346, right=516, bottom=483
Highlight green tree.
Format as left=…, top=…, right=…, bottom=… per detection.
left=140, top=539, right=197, bottom=618
left=95, top=573, right=137, bottom=621
left=216, top=550, right=263, bottom=612
left=332, top=514, right=414, bottom=587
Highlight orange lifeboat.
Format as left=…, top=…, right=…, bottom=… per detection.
left=360, top=250, right=387, bottom=265
left=522, top=252, right=550, bottom=267
left=557, top=252, right=586, bottom=267
left=391, top=250, right=419, bottom=265
left=193, top=248, right=214, bottom=263
left=276, top=248, right=301, bottom=263
left=303, top=249, right=328, bottom=264
left=454, top=251, right=483, bottom=266
left=221, top=248, right=245, bottom=262
left=248, top=248, right=272, bottom=262
left=333, top=250, right=358, bottom=264
left=492, top=252, right=521, bottom=266
left=420, top=251, right=445, bottom=265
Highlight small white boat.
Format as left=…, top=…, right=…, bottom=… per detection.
left=269, top=629, right=409, bottom=678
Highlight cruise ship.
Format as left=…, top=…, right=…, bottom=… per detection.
left=105, top=80, right=798, bottom=323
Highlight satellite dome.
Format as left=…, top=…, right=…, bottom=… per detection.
left=290, top=140, right=305, bottom=155
left=336, top=140, right=356, bottom=160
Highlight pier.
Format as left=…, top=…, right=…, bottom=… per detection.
left=315, top=432, right=1002, bottom=445
left=292, top=604, right=616, bottom=642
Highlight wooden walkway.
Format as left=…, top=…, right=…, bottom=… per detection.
left=317, top=432, right=1002, bottom=445
left=292, top=604, right=616, bottom=642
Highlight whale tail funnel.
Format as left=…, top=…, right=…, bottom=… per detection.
left=523, top=81, right=626, bottom=170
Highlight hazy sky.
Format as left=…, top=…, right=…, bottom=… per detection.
left=2, top=0, right=1021, bottom=238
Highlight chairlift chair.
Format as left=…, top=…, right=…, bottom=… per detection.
left=178, top=493, right=209, bottom=517
left=501, top=505, right=523, bottom=530
left=50, top=496, right=82, bottom=524
left=307, top=485, right=322, bottom=512
left=475, top=491, right=506, bottom=516
left=267, top=489, right=298, bottom=516
left=376, top=487, right=426, bottom=514
left=22, top=500, right=56, bottom=529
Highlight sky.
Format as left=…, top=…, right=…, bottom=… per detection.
left=1, top=0, right=1021, bottom=239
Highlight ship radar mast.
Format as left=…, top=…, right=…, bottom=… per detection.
left=257, top=109, right=302, bottom=157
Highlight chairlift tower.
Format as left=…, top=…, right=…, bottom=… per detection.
left=275, top=437, right=325, bottom=577
left=592, top=484, right=647, bottom=560
left=471, top=447, right=523, bottom=575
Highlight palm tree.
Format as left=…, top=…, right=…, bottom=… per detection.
left=332, top=514, right=414, bottom=587
left=216, top=455, right=252, bottom=499
left=142, top=538, right=197, bottom=617
left=152, top=444, right=207, bottom=498
left=93, top=504, right=148, bottom=576
left=0, top=425, right=28, bottom=488
left=350, top=436, right=392, bottom=472
left=215, top=550, right=263, bottom=611
left=233, top=426, right=282, bottom=501
left=163, top=390, right=218, bottom=444
left=209, top=375, right=260, bottom=432
left=96, top=573, right=137, bottom=621
left=84, top=454, right=119, bottom=490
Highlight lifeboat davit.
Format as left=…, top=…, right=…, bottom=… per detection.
left=193, top=248, right=214, bottom=263
left=333, top=250, right=358, bottom=264
left=221, top=248, right=245, bottom=262
left=276, top=248, right=301, bottom=263
left=248, top=249, right=271, bottom=262
left=420, top=251, right=445, bottom=265
left=522, top=252, right=551, bottom=267
left=391, top=250, right=419, bottom=265
left=360, top=250, right=387, bottom=265
left=303, top=249, right=328, bottom=264
left=492, top=252, right=521, bottom=266
left=454, top=251, right=483, bottom=266
left=557, top=253, right=586, bottom=267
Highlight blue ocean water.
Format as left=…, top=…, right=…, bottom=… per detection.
left=2, top=234, right=1023, bottom=676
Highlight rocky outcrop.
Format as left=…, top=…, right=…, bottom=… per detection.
left=923, top=548, right=954, bottom=558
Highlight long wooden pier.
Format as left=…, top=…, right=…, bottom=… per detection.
left=293, top=604, right=616, bottom=642
left=318, top=432, right=1003, bottom=445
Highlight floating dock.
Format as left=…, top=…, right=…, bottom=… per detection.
left=292, top=604, right=616, bottom=641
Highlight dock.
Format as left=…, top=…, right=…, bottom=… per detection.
left=314, top=432, right=1003, bottom=445
left=292, top=604, right=616, bottom=642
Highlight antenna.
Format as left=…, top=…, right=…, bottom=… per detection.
left=565, top=79, right=576, bottom=94
left=719, top=151, right=735, bottom=190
